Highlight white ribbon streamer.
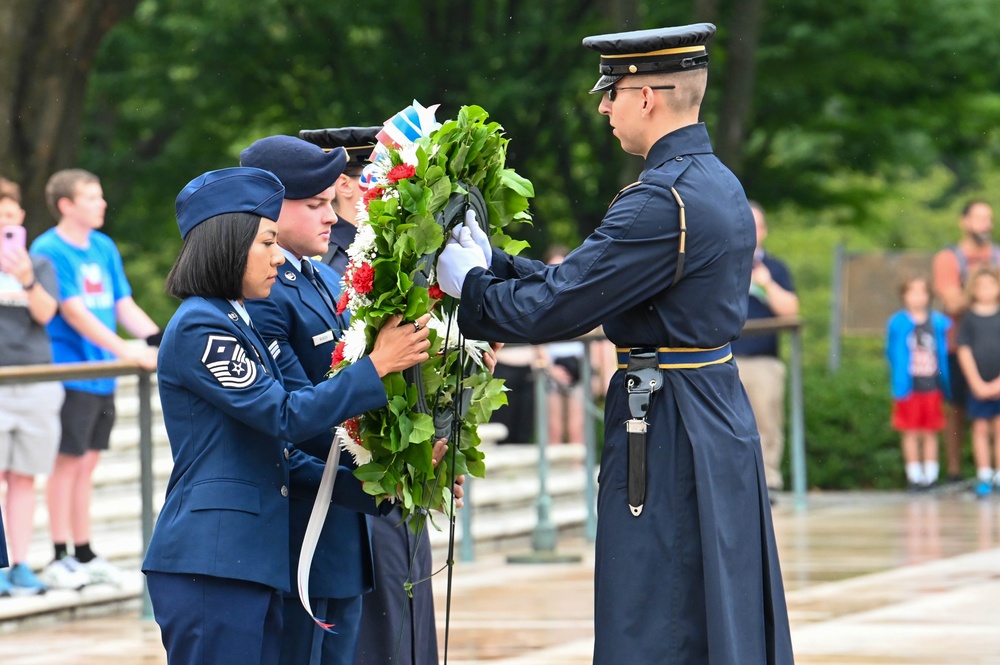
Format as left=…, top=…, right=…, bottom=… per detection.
left=296, top=427, right=346, bottom=632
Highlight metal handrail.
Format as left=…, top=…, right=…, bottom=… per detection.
left=735, top=316, right=807, bottom=508
left=0, top=360, right=156, bottom=617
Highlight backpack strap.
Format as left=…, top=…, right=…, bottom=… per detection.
left=948, top=244, right=969, bottom=284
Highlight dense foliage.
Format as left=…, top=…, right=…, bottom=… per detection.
left=62, top=0, right=1000, bottom=488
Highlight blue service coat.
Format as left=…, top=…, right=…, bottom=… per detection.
left=246, top=259, right=377, bottom=600
left=142, top=296, right=386, bottom=593
left=457, top=124, right=794, bottom=665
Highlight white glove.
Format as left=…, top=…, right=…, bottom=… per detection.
left=437, top=226, right=488, bottom=297
left=462, top=209, right=492, bottom=268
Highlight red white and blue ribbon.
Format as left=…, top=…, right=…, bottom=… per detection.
left=360, top=100, right=440, bottom=191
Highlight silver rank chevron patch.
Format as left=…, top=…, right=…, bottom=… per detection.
left=201, top=335, right=257, bottom=388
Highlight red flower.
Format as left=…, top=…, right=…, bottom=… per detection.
left=344, top=416, right=362, bottom=442
left=428, top=284, right=445, bottom=300
left=335, top=290, right=350, bottom=315
left=386, top=164, right=416, bottom=183
left=352, top=263, right=375, bottom=295
left=363, top=186, right=384, bottom=210
left=331, top=341, right=345, bottom=368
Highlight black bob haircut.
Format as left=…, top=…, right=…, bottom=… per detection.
left=165, top=212, right=261, bottom=300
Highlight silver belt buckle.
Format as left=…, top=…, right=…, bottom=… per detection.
left=626, top=418, right=647, bottom=434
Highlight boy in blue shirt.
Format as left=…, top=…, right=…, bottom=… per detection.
left=31, top=169, right=160, bottom=589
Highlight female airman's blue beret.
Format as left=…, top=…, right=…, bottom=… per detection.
left=175, top=167, right=284, bottom=239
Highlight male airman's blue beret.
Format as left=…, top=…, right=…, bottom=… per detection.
left=582, top=23, right=716, bottom=93
left=175, top=167, right=284, bottom=239
left=298, top=126, right=381, bottom=174
left=240, top=135, right=348, bottom=200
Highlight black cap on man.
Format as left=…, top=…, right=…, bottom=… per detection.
left=582, top=23, right=716, bottom=93
left=298, top=126, right=381, bottom=177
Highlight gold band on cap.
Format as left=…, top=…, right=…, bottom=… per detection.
left=601, top=45, right=706, bottom=59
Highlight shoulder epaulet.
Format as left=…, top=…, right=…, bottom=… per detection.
left=608, top=181, right=642, bottom=208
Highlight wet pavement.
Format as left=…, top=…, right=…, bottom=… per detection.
left=3, top=490, right=1000, bottom=664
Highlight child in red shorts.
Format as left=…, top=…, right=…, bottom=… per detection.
left=886, top=275, right=951, bottom=490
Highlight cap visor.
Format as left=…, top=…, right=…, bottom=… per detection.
left=589, top=74, right=623, bottom=94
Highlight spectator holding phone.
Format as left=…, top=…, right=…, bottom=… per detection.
left=31, top=169, right=160, bottom=590
left=0, top=177, right=62, bottom=595
left=732, top=201, right=798, bottom=497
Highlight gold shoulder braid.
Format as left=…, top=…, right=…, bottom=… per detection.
left=608, top=181, right=642, bottom=208
left=669, top=186, right=686, bottom=284
left=607, top=181, right=687, bottom=284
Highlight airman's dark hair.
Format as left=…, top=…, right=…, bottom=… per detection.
left=165, top=212, right=261, bottom=300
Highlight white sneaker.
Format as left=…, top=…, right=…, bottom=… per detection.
left=38, top=556, right=89, bottom=591
left=78, top=556, right=124, bottom=587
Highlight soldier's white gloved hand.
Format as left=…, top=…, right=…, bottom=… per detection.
left=436, top=226, right=487, bottom=297
left=462, top=209, right=492, bottom=268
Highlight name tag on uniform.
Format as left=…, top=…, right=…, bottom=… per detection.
left=312, top=330, right=334, bottom=347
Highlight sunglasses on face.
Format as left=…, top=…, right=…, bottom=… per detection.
left=606, top=85, right=676, bottom=102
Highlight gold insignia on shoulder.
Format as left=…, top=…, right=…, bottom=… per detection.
left=609, top=181, right=642, bottom=208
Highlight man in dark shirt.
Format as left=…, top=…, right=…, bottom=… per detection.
left=732, top=201, right=799, bottom=494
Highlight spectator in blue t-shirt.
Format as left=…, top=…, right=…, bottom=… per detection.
left=30, top=169, right=160, bottom=590
left=732, top=201, right=799, bottom=496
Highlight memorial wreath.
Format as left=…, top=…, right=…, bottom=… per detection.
left=329, top=102, right=533, bottom=525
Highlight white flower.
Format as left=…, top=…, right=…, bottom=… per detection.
left=336, top=427, right=372, bottom=466
left=347, top=221, right=377, bottom=262
left=427, top=309, right=490, bottom=368
left=355, top=201, right=369, bottom=224
left=398, top=143, right=420, bottom=168
left=342, top=319, right=368, bottom=363
left=349, top=292, right=371, bottom=311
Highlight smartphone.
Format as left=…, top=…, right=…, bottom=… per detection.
left=1, top=225, right=25, bottom=254
left=0, top=226, right=25, bottom=274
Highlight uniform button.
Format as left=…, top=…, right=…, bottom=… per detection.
left=280, top=485, right=289, bottom=497
left=675, top=156, right=684, bottom=161
left=284, top=448, right=290, bottom=460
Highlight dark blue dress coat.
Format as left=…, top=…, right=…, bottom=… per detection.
left=457, top=124, right=794, bottom=665
left=142, top=296, right=386, bottom=593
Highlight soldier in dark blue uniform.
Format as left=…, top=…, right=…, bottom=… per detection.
left=436, top=24, right=794, bottom=665
left=143, top=167, right=432, bottom=665
left=298, top=126, right=381, bottom=278
left=296, top=126, right=441, bottom=665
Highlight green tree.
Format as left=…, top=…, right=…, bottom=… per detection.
left=0, top=0, right=138, bottom=237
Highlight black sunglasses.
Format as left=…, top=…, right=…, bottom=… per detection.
left=607, top=85, right=676, bottom=102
